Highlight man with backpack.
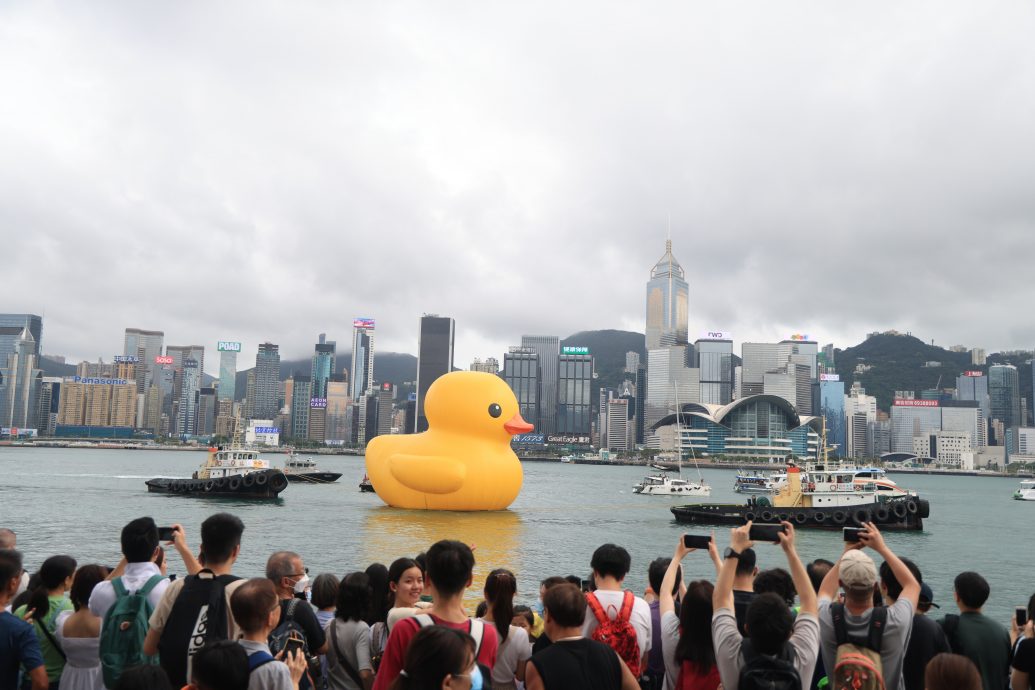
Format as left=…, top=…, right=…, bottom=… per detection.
left=817, top=522, right=919, bottom=690
left=144, top=512, right=247, bottom=688
left=712, top=521, right=819, bottom=690
left=525, top=583, right=640, bottom=690
left=89, top=517, right=172, bottom=687
left=266, top=551, right=327, bottom=690
left=582, top=543, right=652, bottom=681
left=231, top=578, right=309, bottom=690
left=937, top=571, right=1011, bottom=690
left=372, top=540, right=499, bottom=690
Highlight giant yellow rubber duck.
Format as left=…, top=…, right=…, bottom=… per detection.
left=365, top=371, right=533, bottom=511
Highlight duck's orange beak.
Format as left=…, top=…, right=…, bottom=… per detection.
left=503, top=412, right=534, bottom=435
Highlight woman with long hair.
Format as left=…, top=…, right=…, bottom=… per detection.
left=15, top=555, right=77, bottom=689
left=660, top=539, right=720, bottom=690
left=387, top=558, right=424, bottom=612
left=54, top=564, right=110, bottom=690
left=481, top=569, right=530, bottom=690
left=388, top=626, right=480, bottom=690
left=326, top=572, right=375, bottom=690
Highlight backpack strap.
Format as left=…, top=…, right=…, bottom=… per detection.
left=248, top=650, right=276, bottom=672
left=585, top=592, right=609, bottom=626
left=468, top=619, right=485, bottom=656
left=415, top=614, right=435, bottom=628
left=617, top=591, right=635, bottom=623
left=112, top=577, right=128, bottom=598
left=942, top=614, right=960, bottom=653
left=740, top=638, right=759, bottom=664
left=36, top=617, right=66, bottom=661
left=830, top=603, right=849, bottom=647
left=285, top=597, right=299, bottom=621
left=866, top=606, right=887, bottom=652
left=330, top=620, right=366, bottom=688
left=138, top=574, right=166, bottom=597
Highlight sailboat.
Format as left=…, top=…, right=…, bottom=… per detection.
left=633, top=390, right=711, bottom=496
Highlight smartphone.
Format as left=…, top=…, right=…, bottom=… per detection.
left=580, top=579, right=593, bottom=593
left=748, top=524, right=786, bottom=543
left=1017, top=607, right=1028, bottom=627
left=158, top=527, right=176, bottom=542
left=843, top=527, right=865, bottom=543
left=683, top=534, right=712, bottom=549
left=284, top=637, right=305, bottom=658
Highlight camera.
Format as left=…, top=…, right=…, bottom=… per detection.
left=843, top=527, right=865, bottom=543
left=158, top=527, right=176, bottom=542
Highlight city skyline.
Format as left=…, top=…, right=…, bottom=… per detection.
left=3, top=3, right=1035, bottom=369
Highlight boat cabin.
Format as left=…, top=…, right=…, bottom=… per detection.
left=197, top=447, right=270, bottom=480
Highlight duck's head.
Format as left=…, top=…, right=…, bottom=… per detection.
left=424, top=371, right=533, bottom=439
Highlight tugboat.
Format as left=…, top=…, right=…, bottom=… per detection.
left=281, top=451, right=342, bottom=484
left=359, top=474, right=375, bottom=492
left=145, top=425, right=288, bottom=499
left=671, top=425, right=930, bottom=531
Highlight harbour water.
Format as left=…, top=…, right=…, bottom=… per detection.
left=0, top=447, right=1030, bottom=622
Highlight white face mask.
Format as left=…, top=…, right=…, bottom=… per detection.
left=292, top=574, right=311, bottom=596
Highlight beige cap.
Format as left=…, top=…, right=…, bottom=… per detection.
left=840, top=550, right=878, bottom=590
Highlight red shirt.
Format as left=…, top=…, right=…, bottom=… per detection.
left=372, top=614, right=499, bottom=690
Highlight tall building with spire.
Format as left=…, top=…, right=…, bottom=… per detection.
left=0, top=328, right=42, bottom=429
left=351, top=319, right=375, bottom=401
left=645, top=240, right=690, bottom=350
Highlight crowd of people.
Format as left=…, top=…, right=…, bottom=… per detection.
left=1, top=517, right=1033, bottom=690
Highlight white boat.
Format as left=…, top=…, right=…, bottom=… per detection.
left=1013, top=479, right=1035, bottom=501
left=734, top=471, right=784, bottom=494
left=560, top=455, right=574, bottom=463
left=634, top=391, right=711, bottom=497
left=851, top=467, right=911, bottom=497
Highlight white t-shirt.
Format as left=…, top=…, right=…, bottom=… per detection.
left=582, top=590, right=653, bottom=659
left=89, top=562, right=169, bottom=619
left=711, top=608, right=820, bottom=690
left=480, top=622, right=532, bottom=685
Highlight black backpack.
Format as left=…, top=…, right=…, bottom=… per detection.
left=157, top=570, right=241, bottom=688
left=738, top=639, right=803, bottom=690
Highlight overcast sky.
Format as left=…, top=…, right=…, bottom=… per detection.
left=3, top=1, right=1035, bottom=374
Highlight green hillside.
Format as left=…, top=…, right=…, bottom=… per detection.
left=562, top=329, right=645, bottom=406
left=835, top=333, right=974, bottom=411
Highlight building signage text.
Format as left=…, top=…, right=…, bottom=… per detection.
left=72, top=376, right=129, bottom=385
left=788, top=334, right=813, bottom=342
left=217, top=341, right=242, bottom=352
left=155, top=355, right=175, bottom=365
left=964, top=371, right=984, bottom=377
left=561, top=346, right=590, bottom=355
left=893, top=399, right=939, bottom=407
left=699, top=331, right=733, bottom=341
left=546, top=434, right=591, bottom=444
left=819, top=374, right=840, bottom=381
left=310, top=398, right=327, bottom=409
left=254, top=426, right=279, bottom=434
left=113, top=356, right=139, bottom=363
left=353, top=318, right=375, bottom=329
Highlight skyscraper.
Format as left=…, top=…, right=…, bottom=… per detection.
left=415, top=316, right=456, bottom=433
left=311, top=335, right=336, bottom=399
left=217, top=341, right=241, bottom=402
left=520, top=335, right=560, bottom=435
left=0, top=328, right=42, bottom=429
left=123, top=328, right=164, bottom=393
left=819, top=377, right=846, bottom=456
left=557, top=350, right=593, bottom=435
left=956, top=371, right=990, bottom=428
left=252, top=343, right=281, bottom=420
left=645, top=240, right=689, bottom=350
left=989, top=364, right=1020, bottom=448
left=694, top=335, right=734, bottom=405
left=0, top=314, right=42, bottom=363
left=645, top=345, right=698, bottom=432
left=503, top=348, right=540, bottom=431
left=175, top=359, right=201, bottom=437
left=290, top=376, right=312, bottom=440
left=350, top=319, right=375, bottom=401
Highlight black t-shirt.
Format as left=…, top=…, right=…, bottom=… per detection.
left=734, top=590, right=757, bottom=636
left=904, top=613, right=951, bottom=690
left=532, top=632, right=553, bottom=655
left=1013, top=638, right=1035, bottom=688
left=531, top=638, right=622, bottom=690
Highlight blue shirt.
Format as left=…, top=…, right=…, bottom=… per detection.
left=1, top=610, right=46, bottom=688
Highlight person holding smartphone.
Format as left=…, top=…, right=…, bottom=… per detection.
left=1010, top=595, right=1035, bottom=690
left=712, top=521, right=820, bottom=690
left=231, top=578, right=308, bottom=690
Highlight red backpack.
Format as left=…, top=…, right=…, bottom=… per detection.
left=585, top=590, right=642, bottom=678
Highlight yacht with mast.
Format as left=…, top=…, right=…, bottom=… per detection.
left=633, top=393, right=710, bottom=496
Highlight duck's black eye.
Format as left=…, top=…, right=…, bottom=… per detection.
left=488, top=403, right=502, bottom=418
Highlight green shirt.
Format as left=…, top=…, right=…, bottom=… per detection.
left=939, top=611, right=1011, bottom=690
left=15, top=595, right=73, bottom=682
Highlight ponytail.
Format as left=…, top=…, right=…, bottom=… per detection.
left=485, top=568, right=517, bottom=643
left=27, top=555, right=77, bottom=622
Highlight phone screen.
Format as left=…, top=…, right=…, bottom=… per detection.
left=748, top=524, right=785, bottom=543
left=843, top=527, right=864, bottom=543
left=284, top=638, right=305, bottom=657
left=1018, top=607, right=1028, bottom=627
left=158, top=527, right=175, bottom=542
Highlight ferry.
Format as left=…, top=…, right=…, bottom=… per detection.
left=1013, top=479, right=1035, bottom=501
left=146, top=444, right=288, bottom=499
left=734, top=471, right=785, bottom=494
left=281, top=451, right=342, bottom=484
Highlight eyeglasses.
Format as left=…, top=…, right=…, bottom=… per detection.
left=287, top=568, right=309, bottom=578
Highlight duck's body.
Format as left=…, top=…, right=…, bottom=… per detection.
left=365, top=371, right=532, bottom=511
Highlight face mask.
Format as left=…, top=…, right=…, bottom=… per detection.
left=468, top=665, right=483, bottom=690
left=292, top=574, right=310, bottom=595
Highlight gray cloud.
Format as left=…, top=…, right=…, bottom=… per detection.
left=2, top=0, right=1034, bottom=373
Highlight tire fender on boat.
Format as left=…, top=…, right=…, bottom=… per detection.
left=270, top=474, right=288, bottom=492
left=893, top=501, right=908, bottom=519
left=745, top=512, right=756, bottom=522
left=906, top=498, right=919, bottom=515
left=760, top=510, right=774, bottom=522
left=242, top=474, right=255, bottom=488
left=204, top=481, right=214, bottom=492
left=255, top=473, right=269, bottom=486
left=853, top=509, right=872, bottom=525
left=814, top=511, right=827, bottom=523
left=794, top=512, right=808, bottom=525
left=875, top=506, right=890, bottom=521
left=228, top=477, right=242, bottom=491
left=918, top=499, right=930, bottom=519
left=832, top=511, right=847, bottom=525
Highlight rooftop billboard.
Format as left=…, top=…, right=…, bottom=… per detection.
left=353, top=318, right=375, bottom=329
left=217, top=341, right=241, bottom=352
